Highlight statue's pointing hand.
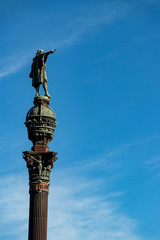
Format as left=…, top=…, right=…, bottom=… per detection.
left=50, top=49, right=56, bottom=54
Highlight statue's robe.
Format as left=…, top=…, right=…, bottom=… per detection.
left=29, top=53, right=47, bottom=87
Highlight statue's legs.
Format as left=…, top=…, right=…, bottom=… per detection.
left=43, top=81, right=51, bottom=98
left=36, top=85, right=40, bottom=97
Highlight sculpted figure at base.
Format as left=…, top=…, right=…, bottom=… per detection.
left=29, top=49, right=56, bottom=98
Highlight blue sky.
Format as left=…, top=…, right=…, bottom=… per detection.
left=0, top=0, right=160, bottom=239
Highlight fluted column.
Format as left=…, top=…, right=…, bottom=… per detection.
left=29, top=192, right=48, bottom=240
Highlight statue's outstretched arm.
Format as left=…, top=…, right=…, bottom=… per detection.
left=44, top=49, right=56, bottom=62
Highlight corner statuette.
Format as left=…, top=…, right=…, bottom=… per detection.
left=29, top=49, right=56, bottom=98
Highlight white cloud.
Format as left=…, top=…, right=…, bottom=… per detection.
left=146, top=156, right=160, bottom=179
left=48, top=177, right=143, bottom=240
left=0, top=1, right=131, bottom=79
left=0, top=175, right=28, bottom=239
left=49, top=1, right=131, bottom=49
left=76, top=135, right=160, bottom=172
left=0, top=52, right=31, bottom=79
left=0, top=169, right=144, bottom=240
left=0, top=0, right=157, bottom=79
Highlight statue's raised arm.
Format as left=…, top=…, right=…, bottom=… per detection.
left=44, top=49, right=56, bottom=63
left=29, top=49, right=56, bottom=98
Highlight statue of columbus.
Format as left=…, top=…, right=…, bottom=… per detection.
left=29, top=49, right=56, bottom=98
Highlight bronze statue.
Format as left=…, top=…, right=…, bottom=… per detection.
left=29, top=49, right=56, bottom=98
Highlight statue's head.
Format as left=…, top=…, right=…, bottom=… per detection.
left=36, top=49, right=44, bottom=55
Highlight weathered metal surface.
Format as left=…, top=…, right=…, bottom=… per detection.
left=29, top=49, right=56, bottom=98
left=26, top=105, right=56, bottom=118
left=30, top=182, right=49, bottom=193
left=23, top=151, right=57, bottom=190
left=25, top=96, right=57, bottom=147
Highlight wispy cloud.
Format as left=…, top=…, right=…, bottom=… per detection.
left=0, top=170, right=145, bottom=240
left=1, top=135, right=158, bottom=239
left=0, top=1, right=131, bottom=79
left=48, top=2, right=131, bottom=49
left=0, top=175, right=28, bottom=239
left=79, top=135, right=160, bottom=170
left=48, top=179, right=143, bottom=240
left=146, top=156, right=160, bottom=179
left=0, top=0, right=157, bottom=78
left=0, top=52, right=32, bottom=79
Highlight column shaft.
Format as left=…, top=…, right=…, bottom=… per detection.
left=28, top=192, right=48, bottom=240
